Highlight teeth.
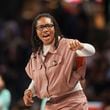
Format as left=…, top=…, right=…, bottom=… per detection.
left=43, top=34, right=49, bottom=37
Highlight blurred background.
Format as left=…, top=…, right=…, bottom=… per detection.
left=0, top=0, right=110, bottom=110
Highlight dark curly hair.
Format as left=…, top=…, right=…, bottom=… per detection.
left=31, top=13, right=62, bottom=53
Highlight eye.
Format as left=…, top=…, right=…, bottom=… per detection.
left=36, top=25, right=44, bottom=30
left=45, top=24, right=54, bottom=28
left=36, top=24, right=54, bottom=31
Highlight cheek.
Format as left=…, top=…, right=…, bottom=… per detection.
left=51, top=28, right=55, bottom=35
left=35, top=30, right=42, bottom=40
left=36, top=30, right=41, bottom=37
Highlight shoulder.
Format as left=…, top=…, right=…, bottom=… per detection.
left=30, top=52, right=35, bottom=58
left=58, top=37, right=75, bottom=54
left=29, top=52, right=38, bottom=60
left=59, top=37, right=70, bottom=45
left=60, top=37, right=74, bottom=43
left=59, top=37, right=75, bottom=48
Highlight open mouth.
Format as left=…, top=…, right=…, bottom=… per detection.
left=43, top=34, right=49, bottom=37
left=42, top=33, right=50, bottom=38
left=42, top=34, right=51, bottom=41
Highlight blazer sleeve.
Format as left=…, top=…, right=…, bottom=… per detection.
left=76, top=57, right=87, bottom=80
left=25, top=54, right=34, bottom=79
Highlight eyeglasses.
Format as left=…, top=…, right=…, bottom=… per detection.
left=36, top=24, right=54, bottom=31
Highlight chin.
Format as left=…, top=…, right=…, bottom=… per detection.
left=44, top=41, right=53, bottom=45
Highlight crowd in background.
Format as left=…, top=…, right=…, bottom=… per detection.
left=0, top=0, right=110, bottom=110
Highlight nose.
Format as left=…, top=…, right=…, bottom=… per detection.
left=42, top=27, right=48, bottom=32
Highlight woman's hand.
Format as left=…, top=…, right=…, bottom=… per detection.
left=68, top=39, right=84, bottom=51
left=23, top=89, right=34, bottom=106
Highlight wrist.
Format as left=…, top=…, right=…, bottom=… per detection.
left=79, top=43, right=84, bottom=50
left=24, top=89, right=32, bottom=95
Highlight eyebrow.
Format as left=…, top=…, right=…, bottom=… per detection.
left=37, top=23, right=54, bottom=26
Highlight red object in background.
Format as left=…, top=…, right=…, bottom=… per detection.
left=89, top=108, right=102, bottom=110
left=76, top=57, right=85, bottom=68
left=88, top=102, right=103, bottom=110
left=95, top=0, right=103, bottom=3
left=64, top=0, right=81, bottom=4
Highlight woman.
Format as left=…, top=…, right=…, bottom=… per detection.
left=23, top=13, right=95, bottom=110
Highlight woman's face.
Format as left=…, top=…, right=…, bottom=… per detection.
left=36, top=17, right=55, bottom=45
